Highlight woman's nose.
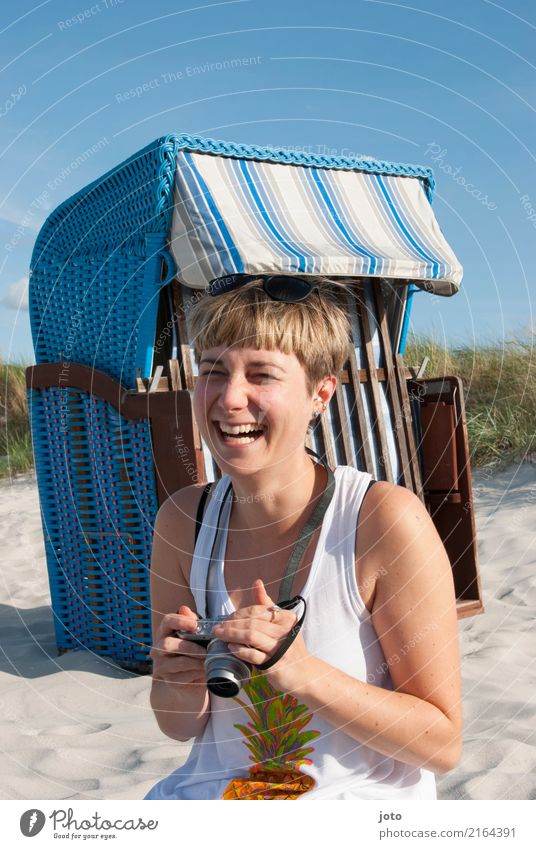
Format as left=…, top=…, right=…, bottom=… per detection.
left=218, top=375, right=249, bottom=410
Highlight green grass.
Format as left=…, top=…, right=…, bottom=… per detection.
left=0, top=361, right=34, bottom=478
left=1, top=338, right=535, bottom=478
left=405, top=334, right=536, bottom=469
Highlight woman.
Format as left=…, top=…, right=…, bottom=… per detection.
left=145, top=277, right=462, bottom=800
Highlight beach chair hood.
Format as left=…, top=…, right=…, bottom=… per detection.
left=168, top=139, right=463, bottom=296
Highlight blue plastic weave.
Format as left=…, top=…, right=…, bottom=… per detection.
left=28, top=384, right=158, bottom=665
left=30, top=136, right=178, bottom=387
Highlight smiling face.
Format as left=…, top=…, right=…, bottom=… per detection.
left=193, top=344, right=328, bottom=478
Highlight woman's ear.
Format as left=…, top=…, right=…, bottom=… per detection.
left=313, top=375, right=337, bottom=413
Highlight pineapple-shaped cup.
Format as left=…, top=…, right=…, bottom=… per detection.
left=222, top=669, right=320, bottom=800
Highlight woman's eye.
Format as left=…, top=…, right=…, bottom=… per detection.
left=254, top=373, right=276, bottom=381
left=199, top=370, right=225, bottom=378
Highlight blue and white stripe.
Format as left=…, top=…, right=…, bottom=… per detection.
left=169, top=150, right=463, bottom=295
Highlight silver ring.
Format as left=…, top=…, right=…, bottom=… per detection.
left=268, top=604, right=281, bottom=623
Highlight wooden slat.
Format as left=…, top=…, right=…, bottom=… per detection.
left=354, top=287, right=394, bottom=481
left=138, top=364, right=415, bottom=392
left=345, top=346, right=375, bottom=474
left=332, top=381, right=355, bottom=466
left=394, top=354, right=424, bottom=500
left=372, top=286, right=412, bottom=489
left=344, top=366, right=416, bottom=383
left=168, top=359, right=182, bottom=391
left=318, top=408, right=338, bottom=470
left=172, top=281, right=196, bottom=391
left=456, top=599, right=484, bottom=620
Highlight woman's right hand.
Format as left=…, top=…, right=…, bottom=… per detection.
left=150, top=605, right=208, bottom=687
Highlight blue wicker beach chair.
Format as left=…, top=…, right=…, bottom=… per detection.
left=27, top=134, right=481, bottom=671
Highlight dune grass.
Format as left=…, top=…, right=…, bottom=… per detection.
left=1, top=338, right=535, bottom=478
left=0, top=361, right=34, bottom=478
left=404, top=334, right=536, bottom=469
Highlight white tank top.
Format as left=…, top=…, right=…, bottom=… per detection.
left=145, top=465, right=437, bottom=800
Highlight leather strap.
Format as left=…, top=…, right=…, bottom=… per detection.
left=203, top=461, right=335, bottom=622
left=255, top=595, right=307, bottom=670
left=194, top=482, right=214, bottom=546
left=276, top=463, right=335, bottom=603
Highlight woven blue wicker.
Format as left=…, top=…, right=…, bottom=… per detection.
left=30, top=137, right=179, bottom=387
left=28, top=382, right=158, bottom=666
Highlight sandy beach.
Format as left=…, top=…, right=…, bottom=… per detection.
left=1, top=464, right=535, bottom=801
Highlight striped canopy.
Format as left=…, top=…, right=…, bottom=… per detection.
left=169, top=145, right=462, bottom=296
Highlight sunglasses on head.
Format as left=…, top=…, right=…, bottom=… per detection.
left=207, top=274, right=321, bottom=303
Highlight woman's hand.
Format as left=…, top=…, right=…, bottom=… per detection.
left=212, top=579, right=311, bottom=693
left=150, top=605, right=207, bottom=688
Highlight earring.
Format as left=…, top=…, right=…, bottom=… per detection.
left=312, top=398, right=326, bottom=418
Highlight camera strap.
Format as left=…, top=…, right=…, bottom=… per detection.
left=254, top=594, right=307, bottom=671
left=275, top=460, right=335, bottom=603
left=201, top=455, right=336, bottom=653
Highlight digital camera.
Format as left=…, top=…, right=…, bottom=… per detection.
left=175, top=615, right=250, bottom=698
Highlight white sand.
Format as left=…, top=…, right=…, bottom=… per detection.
left=1, top=465, right=535, bottom=800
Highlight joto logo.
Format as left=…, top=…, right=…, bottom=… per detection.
left=20, top=810, right=46, bottom=837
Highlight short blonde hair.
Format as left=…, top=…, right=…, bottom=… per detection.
left=188, top=277, right=351, bottom=395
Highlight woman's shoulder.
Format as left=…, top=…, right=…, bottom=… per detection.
left=360, top=479, right=427, bottom=519
left=155, top=482, right=219, bottom=547
left=355, top=480, right=437, bottom=612
left=356, top=478, right=436, bottom=561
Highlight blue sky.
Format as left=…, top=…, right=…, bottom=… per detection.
left=1, top=0, right=535, bottom=362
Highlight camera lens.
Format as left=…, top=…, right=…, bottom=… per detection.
left=204, top=639, right=250, bottom=698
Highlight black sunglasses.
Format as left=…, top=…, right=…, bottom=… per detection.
left=207, top=274, right=321, bottom=303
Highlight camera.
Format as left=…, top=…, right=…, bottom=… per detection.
left=175, top=615, right=250, bottom=699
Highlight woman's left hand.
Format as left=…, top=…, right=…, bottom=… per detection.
left=211, top=579, right=311, bottom=693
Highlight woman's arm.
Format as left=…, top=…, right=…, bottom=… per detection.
left=148, top=488, right=212, bottom=742
left=215, top=484, right=463, bottom=775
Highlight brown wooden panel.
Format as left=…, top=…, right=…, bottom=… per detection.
left=420, top=401, right=459, bottom=491
left=27, top=362, right=206, bottom=506
left=410, top=376, right=483, bottom=617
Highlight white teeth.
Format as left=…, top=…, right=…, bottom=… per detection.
left=218, top=423, right=264, bottom=435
